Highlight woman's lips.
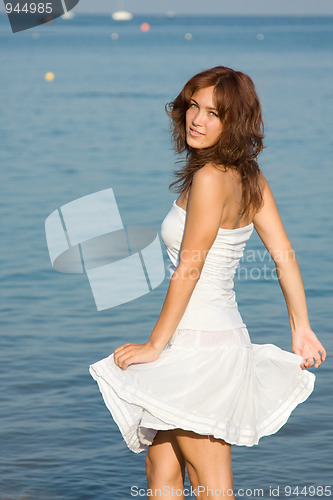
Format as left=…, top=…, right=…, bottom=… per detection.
left=189, top=127, right=204, bottom=137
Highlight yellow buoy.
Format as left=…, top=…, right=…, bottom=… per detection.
left=45, top=72, right=55, bottom=81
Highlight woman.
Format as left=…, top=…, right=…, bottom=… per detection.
left=90, top=66, right=326, bottom=500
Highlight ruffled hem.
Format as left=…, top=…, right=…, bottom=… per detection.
left=89, top=327, right=315, bottom=453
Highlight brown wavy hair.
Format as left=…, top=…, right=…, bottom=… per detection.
left=165, top=66, right=265, bottom=218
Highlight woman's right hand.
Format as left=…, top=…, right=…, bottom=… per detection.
left=113, top=340, right=163, bottom=370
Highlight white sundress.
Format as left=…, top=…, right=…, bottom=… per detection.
left=89, top=199, right=315, bottom=453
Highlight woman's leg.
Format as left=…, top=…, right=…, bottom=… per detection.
left=146, top=430, right=186, bottom=499
left=174, top=430, right=235, bottom=500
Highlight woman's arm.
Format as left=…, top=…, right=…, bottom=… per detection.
left=253, top=174, right=326, bottom=369
left=114, top=164, right=227, bottom=369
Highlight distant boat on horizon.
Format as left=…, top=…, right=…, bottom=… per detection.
left=111, top=10, right=133, bottom=21
left=111, top=0, right=133, bottom=21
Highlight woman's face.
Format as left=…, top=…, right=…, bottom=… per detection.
left=185, top=86, right=223, bottom=149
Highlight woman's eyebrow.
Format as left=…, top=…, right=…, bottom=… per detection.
left=190, top=98, right=218, bottom=111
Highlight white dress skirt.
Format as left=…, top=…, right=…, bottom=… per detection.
left=89, top=200, right=315, bottom=453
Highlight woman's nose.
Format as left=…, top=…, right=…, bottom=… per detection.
left=192, top=110, right=205, bottom=127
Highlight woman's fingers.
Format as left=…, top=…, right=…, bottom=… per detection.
left=114, top=344, right=134, bottom=368
left=115, top=353, right=131, bottom=369
left=113, top=342, right=160, bottom=370
left=302, top=349, right=325, bottom=370
left=319, top=343, right=327, bottom=362
left=114, top=343, right=144, bottom=369
left=313, top=352, right=323, bottom=368
left=295, top=341, right=326, bottom=369
left=304, top=357, right=313, bottom=368
left=115, top=351, right=133, bottom=369
left=296, top=347, right=325, bottom=370
left=310, top=341, right=326, bottom=366
left=114, top=342, right=134, bottom=354
left=292, top=329, right=326, bottom=370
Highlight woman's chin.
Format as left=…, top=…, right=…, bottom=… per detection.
left=186, top=136, right=203, bottom=149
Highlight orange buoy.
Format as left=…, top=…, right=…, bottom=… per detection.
left=140, top=22, right=150, bottom=32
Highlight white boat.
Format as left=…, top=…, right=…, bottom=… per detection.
left=111, top=1, right=133, bottom=21
left=111, top=10, right=133, bottom=21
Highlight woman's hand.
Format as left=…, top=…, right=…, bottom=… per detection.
left=292, top=326, right=326, bottom=370
left=113, top=341, right=164, bottom=370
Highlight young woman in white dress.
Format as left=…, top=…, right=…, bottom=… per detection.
left=93, top=67, right=326, bottom=500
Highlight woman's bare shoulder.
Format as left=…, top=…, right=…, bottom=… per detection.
left=180, top=164, right=231, bottom=210
left=190, top=164, right=230, bottom=202
left=194, top=162, right=227, bottom=178
left=193, top=163, right=238, bottom=190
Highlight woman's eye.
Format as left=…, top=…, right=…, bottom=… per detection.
left=190, top=103, right=198, bottom=109
left=210, top=111, right=218, bottom=117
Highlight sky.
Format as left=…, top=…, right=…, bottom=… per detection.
left=74, top=0, right=333, bottom=16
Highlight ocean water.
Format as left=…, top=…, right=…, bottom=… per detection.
left=0, top=13, right=332, bottom=500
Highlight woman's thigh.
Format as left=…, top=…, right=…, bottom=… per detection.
left=174, top=429, right=234, bottom=499
left=146, top=430, right=186, bottom=488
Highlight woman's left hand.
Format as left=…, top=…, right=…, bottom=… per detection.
left=113, top=341, right=163, bottom=370
left=292, top=326, right=326, bottom=369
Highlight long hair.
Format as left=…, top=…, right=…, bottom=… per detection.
left=165, top=66, right=265, bottom=218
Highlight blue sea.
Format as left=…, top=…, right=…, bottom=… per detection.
left=0, top=12, right=332, bottom=500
